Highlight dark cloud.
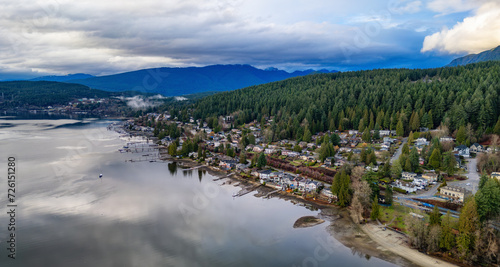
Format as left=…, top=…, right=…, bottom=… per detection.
left=0, top=0, right=467, bottom=77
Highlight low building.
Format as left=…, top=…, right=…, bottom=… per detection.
left=395, top=180, right=417, bottom=193
left=440, top=185, right=472, bottom=203
left=491, top=172, right=500, bottom=180
left=422, top=172, right=438, bottom=183
left=402, top=172, right=418, bottom=181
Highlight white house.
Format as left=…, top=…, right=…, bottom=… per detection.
left=454, top=145, right=470, bottom=158
left=395, top=180, right=417, bottom=193
left=402, top=172, right=418, bottom=180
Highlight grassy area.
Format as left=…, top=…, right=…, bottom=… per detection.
left=290, top=160, right=304, bottom=166
left=379, top=204, right=412, bottom=231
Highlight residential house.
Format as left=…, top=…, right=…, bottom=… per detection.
left=306, top=181, right=319, bottom=192
left=491, top=172, right=500, bottom=181
left=379, top=130, right=391, bottom=137
left=258, top=169, right=273, bottom=179
left=413, top=177, right=428, bottom=188
left=440, top=185, right=472, bottom=203
left=264, top=148, right=276, bottom=154
left=395, top=180, right=417, bottom=193
left=454, top=145, right=470, bottom=158
left=325, top=157, right=334, bottom=166
left=402, top=172, right=418, bottom=180
left=383, top=137, right=396, bottom=143
left=282, top=150, right=300, bottom=158
left=253, top=145, right=264, bottom=153
left=422, top=172, right=438, bottom=183
left=219, top=159, right=238, bottom=170
left=469, top=143, right=484, bottom=153
left=415, top=138, right=429, bottom=146
left=440, top=136, right=454, bottom=143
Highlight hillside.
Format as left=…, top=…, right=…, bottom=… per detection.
left=0, top=81, right=136, bottom=108
left=67, top=64, right=336, bottom=96
left=182, top=62, right=500, bottom=138
left=447, top=45, right=500, bottom=67
left=30, top=73, right=95, bottom=82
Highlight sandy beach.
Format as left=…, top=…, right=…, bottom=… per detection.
left=361, top=223, right=457, bottom=267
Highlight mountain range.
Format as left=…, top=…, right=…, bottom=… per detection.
left=447, top=45, right=500, bottom=67
left=30, top=65, right=336, bottom=96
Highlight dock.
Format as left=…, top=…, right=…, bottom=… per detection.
left=264, top=189, right=280, bottom=199
left=233, top=185, right=260, bottom=197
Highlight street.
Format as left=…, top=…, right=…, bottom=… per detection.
left=390, top=137, right=407, bottom=163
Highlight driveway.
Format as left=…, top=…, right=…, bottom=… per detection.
left=449, top=156, right=480, bottom=193
left=390, top=137, right=407, bottom=163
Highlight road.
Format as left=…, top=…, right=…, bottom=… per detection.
left=449, top=156, right=480, bottom=193
left=390, top=137, right=407, bottom=163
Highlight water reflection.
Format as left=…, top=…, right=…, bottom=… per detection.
left=0, top=119, right=400, bottom=267
left=168, top=162, right=177, bottom=175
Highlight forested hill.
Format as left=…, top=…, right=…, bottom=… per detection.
left=67, top=64, right=336, bottom=96
left=0, top=81, right=133, bottom=108
left=447, top=45, right=500, bottom=67
left=186, top=61, right=500, bottom=138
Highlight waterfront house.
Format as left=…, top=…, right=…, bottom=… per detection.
left=219, top=159, right=238, bottom=170
left=440, top=185, right=471, bottom=203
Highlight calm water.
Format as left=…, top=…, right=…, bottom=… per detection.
left=0, top=118, right=398, bottom=267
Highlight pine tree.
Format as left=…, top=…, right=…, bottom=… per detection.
left=456, top=125, right=467, bottom=145
left=440, top=211, right=455, bottom=251
left=493, top=116, right=500, bottom=135
left=370, top=197, right=380, bottom=220
left=457, top=196, right=479, bottom=259
left=396, top=118, right=404, bottom=136
left=429, top=148, right=441, bottom=170
left=475, top=178, right=500, bottom=222
left=257, top=153, right=267, bottom=169
left=303, top=127, right=312, bottom=142
left=409, top=147, right=419, bottom=171
left=408, top=131, right=414, bottom=144
left=429, top=205, right=442, bottom=225
left=362, top=127, right=371, bottom=142
left=385, top=186, right=393, bottom=205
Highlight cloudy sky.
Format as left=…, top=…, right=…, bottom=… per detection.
left=0, top=0, right=499, bottom=79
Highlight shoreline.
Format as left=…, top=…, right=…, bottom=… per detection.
left=169, top=157, right=455, bottom=267
left=121, top=127, right=462, bottom=267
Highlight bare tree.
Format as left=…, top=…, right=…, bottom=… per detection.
left=427, top=225, right=442, bottom=253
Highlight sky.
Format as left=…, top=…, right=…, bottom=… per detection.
left=0, top=0, right=499, bottom=79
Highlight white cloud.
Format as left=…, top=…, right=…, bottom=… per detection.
left=422, top=1, right=500, bottom=54
left=426, top=0, right=478, bottom=14
left=390, top=0, right=422, bottom=14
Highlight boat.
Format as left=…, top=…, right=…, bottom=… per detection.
left=99, top=174, right=103, bottom=178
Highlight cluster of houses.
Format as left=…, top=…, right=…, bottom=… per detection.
left=393, top=171, right=439, bottom=193
left=252, top=169, right=334, bottom=198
